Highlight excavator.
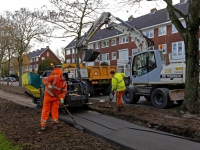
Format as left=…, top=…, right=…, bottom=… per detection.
left=77, top=12, right=185, bottom=109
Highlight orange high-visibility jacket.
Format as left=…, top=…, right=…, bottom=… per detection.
left=50, top=68, right=63, bottom=76
left=42, top=75, right=67, bottom=100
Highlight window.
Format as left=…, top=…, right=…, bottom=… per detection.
left=101, top=40, right=109, bottom=48
left=41, top=57, right=45, bottom=60
left=72, top=49, right=75, bottom=54
left=119, top=36, right=128, bottom=44
left=72, top=58, right=75, bottom=63
left=172, top=21, right=186, bottom=33
left=47, top=52, right=49, bottom=57
left=111, top=52, right=116, bottom=60
left=143, top=29, right=154, bottom=38
left=111, top=38, right=116, bottom=46
left=132, top=49, right=138, bottom=55
left=66, top=50, right=70, bottom=55
left=66, top=59, right=71, bottom=63
left=158, top=26, right=166, bottom=36
left=172, top=41, right=185, bottom=56
left=132, top=52, right=156, bottom=76
left=88, top=44, right=93, bottom=49
left=158, top=44, right=167, bottom=54
left=96, top=42, right=99, bottom=49
left=36, top=58, right=38, bottom=61
left=119, top=49, right=128, bottom=60
left=102, top=53, right=109, bottom=61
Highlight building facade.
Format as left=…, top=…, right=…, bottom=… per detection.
left=23, top=46, right=61, bottom=73
left=64, top=1, right=200, bottom=75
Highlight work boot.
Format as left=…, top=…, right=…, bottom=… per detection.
left=52, top=123, right=59, bottom=130
left=40, top=126, right=46, bottom=131
left=117, top=105, right=122, bottom=112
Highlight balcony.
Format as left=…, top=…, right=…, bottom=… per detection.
left=169, top=53, right=185, bottom=63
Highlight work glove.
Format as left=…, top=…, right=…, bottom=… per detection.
left=60, top=98, right=64, bottom=104
left=48, top=85, right=52, bottom=89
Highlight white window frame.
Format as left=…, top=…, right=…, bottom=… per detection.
left=143, top=29, right=154, bottom=38
left=119, top=36, right=129, bottom=44
left=72, top=58, right=75, bottom=63
left=172, top=21, right=186, bottom=33
left=72, top=49, right=75, bottom=54
left=172, top=41, right=185, bottom=56
left=158, top=26, right=166, bottom=36
left=132, top=49, right=138, bottom=55
left=111, top=52, right=116, bottom=60
left=36, top=57, right=38, bottom=61
left=118, top=49, right=128, bottom=60
left=41, top=57, right=45, bottom=60
left=101, top=40, right=109, bottom=48
left=47, top=52, right=49, bottom=57
left=96, top=42, right=99, bottom=49
left=102, top=53, right=109, bottom=61
left=158, top=44, right=167, bottom=54
left=88, top=44, right=93, bottom=49
left=111, top=38, right=116, bottom=46
left=66, top=59, right=71, bottom=63
left=66, top=50, right=71, bottom=55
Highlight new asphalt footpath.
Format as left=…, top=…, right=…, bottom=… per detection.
left=59, top=110, right=200, bottom=150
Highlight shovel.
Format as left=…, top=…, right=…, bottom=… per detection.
left=99, top=91, right=115, bottom=109
left=51, top=89, right=84, bottom=131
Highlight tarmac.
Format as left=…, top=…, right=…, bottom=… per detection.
left=59, top=110, right=200, bottom=150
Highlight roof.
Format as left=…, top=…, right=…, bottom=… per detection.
left=27, top=47, right=48, bottom=58
left=65, top=2, right=188, bottom=49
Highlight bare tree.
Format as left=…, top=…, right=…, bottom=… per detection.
left=0, top=14, right=15, bottom=84
left=117, top=0, right=200, bottom=113
left=37, top=0, right=109, bottom=76
left=1, top=8, right=52, bottom=86
left=55, top=47, right=65, bottom=63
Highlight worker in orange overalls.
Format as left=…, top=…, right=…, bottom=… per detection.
left=106, top=70, right=126, bottom=112
left=40, top=72, right=69, bottom=131
left=50, top=65, right=63, bottom=76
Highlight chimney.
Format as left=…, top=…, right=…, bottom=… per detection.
left=46, top=46, right=49, bottom=49
left=128, top=15, right=134, bottom=21
left=150, top=8, right=157, bottom=14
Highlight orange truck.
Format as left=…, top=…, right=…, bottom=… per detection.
left=62, top=64, right=117, bottom=96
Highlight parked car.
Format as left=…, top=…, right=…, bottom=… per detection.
left=1, top=77, right=4, bottom=81
left=10, top=77, right=16, bottom=82
left=4, top=77, right=16, bottom=82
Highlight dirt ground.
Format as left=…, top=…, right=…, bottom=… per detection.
left=0, top=84, right=200, bottom=150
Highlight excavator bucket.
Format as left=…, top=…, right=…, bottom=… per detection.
left=82, top=49, right=100, bottom=62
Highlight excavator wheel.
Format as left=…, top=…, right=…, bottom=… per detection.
left=82, top=49, right=100, bottom=62
left=122, top=86, right=140, bottom=104
left=151, top=88, right=171, bottom=109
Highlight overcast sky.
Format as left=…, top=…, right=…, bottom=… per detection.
left=0, top=0, right=180, bottom=53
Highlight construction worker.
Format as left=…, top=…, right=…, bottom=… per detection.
left=40, top=72, right=69, bottom=131
left=106, top=70, right=126, bottom=112
left=50, top=65, right=63, bottom=76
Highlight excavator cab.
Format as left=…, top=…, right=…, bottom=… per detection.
left=82, top=49, right=100, bottom=62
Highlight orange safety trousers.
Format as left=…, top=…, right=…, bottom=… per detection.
left=116, top=90, right=125, bottom=107
left=40, top=95, right=59, bottom=127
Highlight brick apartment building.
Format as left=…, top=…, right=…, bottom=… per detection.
left=23, top=46, right=61, bottom=73
left=64, top=1, right=200, bottom=75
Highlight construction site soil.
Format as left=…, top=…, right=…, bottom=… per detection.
left=0, top=84, right=200, bottom=150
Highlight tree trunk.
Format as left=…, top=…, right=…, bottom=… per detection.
left=184, top=26, right=200, bottom=113
left=18, top=58, right=23, bottom=87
